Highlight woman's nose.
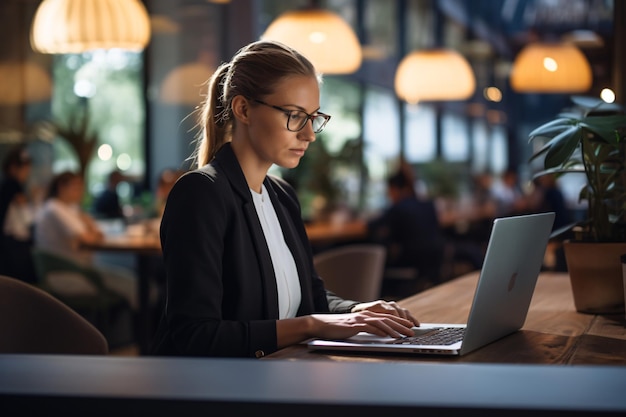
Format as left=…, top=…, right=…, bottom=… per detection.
left=297, top=119, right=316, bottom=142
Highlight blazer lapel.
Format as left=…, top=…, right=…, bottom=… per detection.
left=264, top=178, right=315, bottom=314
left=242, top=202, right=280, bottom=319
left=214, top=143, right=279, bottom=319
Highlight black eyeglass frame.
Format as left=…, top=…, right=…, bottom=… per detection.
left=250, top=98, right=331, bottom=133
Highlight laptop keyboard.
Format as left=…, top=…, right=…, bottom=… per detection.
left=389, top=327, right=465, bottom=346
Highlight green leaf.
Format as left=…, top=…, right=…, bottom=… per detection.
left=532, top=166, right=585, bottom=179
left=580, top=115, right=626, bottom=143
left=544, top=126, right=582, bottom=168
left=529, top=141, right=551, bottom=162
left=528, top=118, right=574, bottom=140
left=561, top=159, right=585, bottom=170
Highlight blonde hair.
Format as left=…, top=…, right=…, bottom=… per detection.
left=193, top=40, right=317, bottom=168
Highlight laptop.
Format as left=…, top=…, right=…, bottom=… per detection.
left=307, top=212, right=556, bottom=356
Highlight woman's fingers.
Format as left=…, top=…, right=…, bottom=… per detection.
left=309, top=312, right=412, bottom=340
left=366, top=318, right=414, bottom=338
left=356, top=311, right=415, bottom=337
left=355, top=300, right=420, bottom=327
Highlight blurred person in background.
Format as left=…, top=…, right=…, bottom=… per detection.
left=0, top=144, right=37, bottom=283
left=153, top=168, right=184, bottom=219
left=527, top=174, right=572, bottom=272
left=491, top=169, right=528, bottom=217
left=368, top=169, right=447, bottom=289
left=93, top=169, right=125, bottom=220
left=528, top=174, right=572, bottom=232
left=34, top=171, right=138, bottom=309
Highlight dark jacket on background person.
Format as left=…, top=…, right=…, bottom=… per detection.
left=93, top=188, right=123, bottom=219
left=151, top=143, right=357, bottom=358
left=0, top=175, right=36, bottom=283
left=368, top=193, right=446, bottom=283
left=0, top=176, right=23, bottom=238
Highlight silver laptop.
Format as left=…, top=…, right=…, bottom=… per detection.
left=308, top=212, right=556, bottom=356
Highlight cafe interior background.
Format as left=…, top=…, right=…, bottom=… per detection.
left=0, top=0, right=623, bottom=227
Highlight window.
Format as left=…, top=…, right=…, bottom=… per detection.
left=405, top=104, right=436, bottom=163
left=442, top=112, right=469, bottom=161
left=50, top=50, right=145, bottom=207
left=363, top=85, right=400, bottom=211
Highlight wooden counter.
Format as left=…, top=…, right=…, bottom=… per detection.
left=267, top=271, right=626, bottom=364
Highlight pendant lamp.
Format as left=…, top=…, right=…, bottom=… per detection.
left=510, top=42, right=592, bottom=93
left=160, top=62, right=215, bottom=106
left=261, top=8, right=362, bottom=74
left=30, top=0, right=151, bottom=54
left=394, top=49, right=476, bottom=104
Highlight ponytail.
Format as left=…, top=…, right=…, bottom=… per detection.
left=194, top=62, right=232, bottom=168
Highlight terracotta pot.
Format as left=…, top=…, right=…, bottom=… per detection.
left=563, top=241, right=626, bottom=314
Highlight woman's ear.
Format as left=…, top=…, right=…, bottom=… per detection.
left=231, top=95, right=250, bottom=125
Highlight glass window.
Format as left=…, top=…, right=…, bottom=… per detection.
left=471, top=119, right=489, bottom=173
left=50, top=50, right=145, bottom=207
left=320, top=78, right=362, bottom=154
left=363, top=0, right=398, bottom=58
left=405, top=0, right=434, bottom=50
left=442, top=112, right=469, bottom=161
left=490, top=125, right=507, bottom=175
left=405, top=104, right=436, bottom=162
left=363, top=85, right=400, bottom=212
left=320, top=77, right=363, bottom=213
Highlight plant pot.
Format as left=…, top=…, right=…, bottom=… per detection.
left=563, top=241, right=626, bottom=314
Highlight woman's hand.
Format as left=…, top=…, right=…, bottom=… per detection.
left=351, top=300, right=419, bottom=327
left=306, top=310, right=416, bottom=341
left=276, top=308, right=418, bottom=349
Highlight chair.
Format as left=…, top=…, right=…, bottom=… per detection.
left=31, top=248, right=131, bottom=342
left=313, top=244, right=386, bottom=302
left=0, top=274, right=108, bottom=354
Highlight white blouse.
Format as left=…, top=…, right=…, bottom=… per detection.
left=250, top=184, right=301, bottom=319
left=35, top=199, right=92, bottom=265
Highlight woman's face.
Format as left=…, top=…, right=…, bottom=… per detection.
left=8, top=157, right=31, bottom=183
left=244, top=75, right=321, bottom=169
left=59, top=177, right=84, bottom=203
left=14, top=162, right=31, bottom=184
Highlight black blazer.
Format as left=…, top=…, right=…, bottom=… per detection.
left=151, top=143, right=357, bottom=358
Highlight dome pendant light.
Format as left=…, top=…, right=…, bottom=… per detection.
left=30, top=0, right=151, bottom=54
left=394, top=49, right=476, bottom=104
left=262, top=8, right=362, bottom=74
left=510, top=42, right=592, bottom=93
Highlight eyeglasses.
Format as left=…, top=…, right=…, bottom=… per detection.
left=250, top=99, right=331, bottom=133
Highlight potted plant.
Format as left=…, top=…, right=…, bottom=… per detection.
left=528, top=95, right=626, bottom=314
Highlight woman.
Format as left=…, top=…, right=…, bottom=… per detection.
left=151, top=40, right=418, bottom=358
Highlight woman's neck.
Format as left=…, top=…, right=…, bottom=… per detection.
left=230, top=140, right=271, bottom=193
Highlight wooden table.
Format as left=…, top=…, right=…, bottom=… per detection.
left=89, top=220, right=368, bottom=253
left=86, top=234, right=161, bottom=255
left=268, top=271, right=626, bottom=365
left=305, top=219, right=368, bottom=248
